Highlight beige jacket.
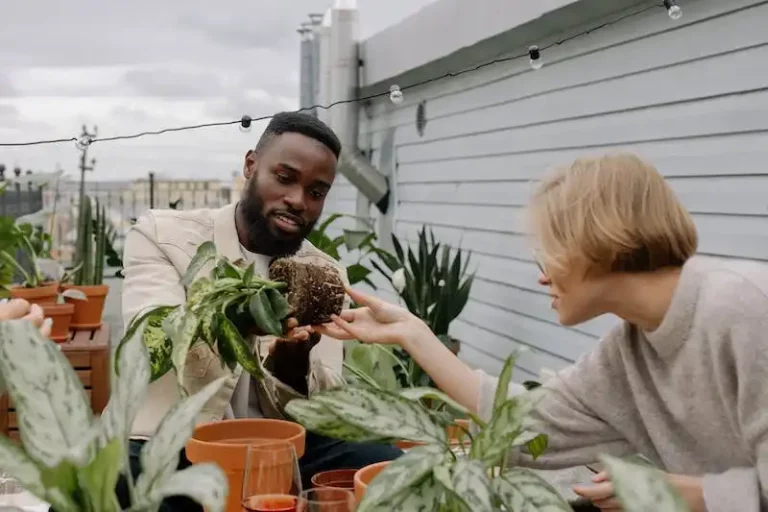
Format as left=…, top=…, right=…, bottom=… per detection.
left=121, top=203, right=348, bottom=438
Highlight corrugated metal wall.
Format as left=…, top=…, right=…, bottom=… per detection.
left=352, top=0, right=768, bottom=381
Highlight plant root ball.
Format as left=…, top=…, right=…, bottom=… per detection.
left=269, top=259, right=345, bottom=326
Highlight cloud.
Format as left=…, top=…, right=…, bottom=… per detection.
left=122, top=67, right=228, bottom=98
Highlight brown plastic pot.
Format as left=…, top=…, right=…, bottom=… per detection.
left=185, top=418, right=306, bottom=512
left=62, top=284, right=109, bottom=330
left=311, top=468, right=357, bottom=491
left=9, top=282, right=59, bottom=306
left=353, top=461, right=390, bottom=504
left=395, top=418, right=470, bottom=451
left=42, top=302, right=75, bottom=343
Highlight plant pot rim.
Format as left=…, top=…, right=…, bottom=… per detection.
left=10, top=281, right=59, bottom=290
left=61, top=283, right=110, bottom=294
left=311, top=468, right=358, bottom=489
left=41, top=302, right=75, bottom=313
left=354, top=460, right=390, bottom=499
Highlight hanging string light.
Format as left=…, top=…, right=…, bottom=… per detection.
left=663, top=0, right=683, bottom=20
left=528, top=45, right=543, bottom=70
left=239, top=115, right=253, bottom=133
left=389, top=85, right=404, bottom=105
left=0, top=2, right=681, bottom=148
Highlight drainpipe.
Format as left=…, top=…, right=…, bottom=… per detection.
left=327, top=0, right=390, bottom=214
left=315, top=9, right=332, bottom=127
left=297, top=23, right=315, bottom=116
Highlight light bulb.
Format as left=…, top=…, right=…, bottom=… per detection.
left=239, top=115, right=252, bottom=133
left=389, top=85, right=404, bottom=105
left=75, top=136, right=91, bottom=151
left=528, top=45, right=543, bottom=70
left=664, top=0, right=683, bottom=20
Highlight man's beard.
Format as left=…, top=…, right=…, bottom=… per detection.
left=239, top=179, right=317, bottom=258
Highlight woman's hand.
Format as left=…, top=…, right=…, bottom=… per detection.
left=314, top=286, right=430, bottom=348
left=572, top=471, right=706, bottom=511
left=0, top=298, right=52, bottom=338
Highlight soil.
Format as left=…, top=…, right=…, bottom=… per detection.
left=268, top=259, right=345, bottom=326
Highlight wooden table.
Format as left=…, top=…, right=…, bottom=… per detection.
left=0, top=324, right=111, bottom=442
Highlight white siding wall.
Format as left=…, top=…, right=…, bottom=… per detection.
left=356, top=0, right=768, bottom=381
left=322, top=174, right=358, bottom=237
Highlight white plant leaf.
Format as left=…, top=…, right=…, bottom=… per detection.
left=313, top=387, right=446, bottom=444
left=143, top=463, right=228, bottom=512
left=0, top=320, right=92, bottom=467
left=358, top=444, right=448, bottom=512
left=134, top=376, right=228, bottom=498
left=492, top=468, right=571, bottom=511
left=60, top=288, right=87, bottom=301
left=99, top=318, right=151, bottom=451
left=164, top=307, right=201, bottom=392
left=600, top=454, right=690, bottom=512
left=451, top=459, right=494, bottom=512
left=0, top=437, right=44, bottom=496
left=285, top=399, right=387, bottom=443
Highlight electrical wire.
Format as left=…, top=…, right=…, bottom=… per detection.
left=0, top=2, right=669, bottom=148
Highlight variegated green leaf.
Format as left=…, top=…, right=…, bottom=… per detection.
left=135, top=376, right=228, bottom=499
left=165, top=308, right=202, bottom=393
left=451, top=459, right=493, bottom=512
left=0, top=320, right=92, bottom=467
left=600, top=454, right=689, bottom=512
left=398, top=387, right=474, bottom=421
left=142, top=463, right=228, bottom=512
left=77, top=437, right=123, bottom=512
left=492, top=468, right=571, bottom=511
left=0, top=436, right=44, bottom=496
left=284, top=399, right=387, bottom=442
left=187, top=276, right=214, bottom=311
left=114, top=305, right=176, bottom=379
left=368, top=475, right=442, bottom=512
left=313, top=387, right=446, bottom=444
left=470, top=398, right=524, bottom=465
left=358, top=444, right=448, bottom=512
left=493, top=353, right=517, bottom=414
left=181, top=241, right=216, bottom=286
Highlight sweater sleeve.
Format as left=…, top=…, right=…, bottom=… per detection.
left=701, top=310, right=768, bottom=512
left=475, top=326, right=635, bottom=470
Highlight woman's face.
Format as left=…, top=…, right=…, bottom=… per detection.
left=535, top=258, right=609, bottom=326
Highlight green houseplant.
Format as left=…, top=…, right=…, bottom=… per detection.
left=286, top=354, right=690, bottom=512
left=1, top=217, right=60, bottom=304
left=308, top=213, right=379, bottom=289
left=0, top=317, right=228, bottom=512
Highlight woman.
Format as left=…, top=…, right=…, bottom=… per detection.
left=316, top=154, right=767, bottom=512
left=0, top=298, right=52, bottom=337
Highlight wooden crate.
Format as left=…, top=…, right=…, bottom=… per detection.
left=0, top=324, right=111, bottom=442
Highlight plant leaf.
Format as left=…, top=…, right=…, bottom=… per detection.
left=217, top=314, right=264, bottom=379
left=164, top=307, right=202, bottom=392
left=0, top=319, right=92, bottom=467
left=600, top=454, right=689, bottom=512
left=313, top=387, right=447, bottom=444
left=372, top=475, right=443, bottom=512
left=143, top=463, right=228, bottom=512
left=249, top=289, right=283, bottom=336
left=242, top=262, right=255, bottom=285
left=114, top=305, right=177, bottom=379
left=398, top=387, right=472, bottom=419
left=343, top=229, right=373, bottom=251
left=346, top=263, right=372, bottom=285
left=492, top=468, right=571, bottom=511
left=511, top=432, right=549, bottom=460
left=285, top=399, right=387, bottom=443
left=451, top=459, right=494, bottom=512
left=493, top=354, right=517, bottom=415
left=345, top=342, right=399, bottom=392
left=78, top=437, right=123, bottom=512
left=60, top=288, right=88, bottom=301
left=135, top=376, right=228, bottom=499
left=0, top=436, right=44, bottom=497
left=358, top=444, right=447, bottom=512
left=266, top=288, right=292, bottom=321
left=181, top=241, right=216, bottom=286
left=470, top=398, right=525, bottom=466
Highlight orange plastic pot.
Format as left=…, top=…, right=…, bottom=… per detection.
left=42, top=302, right=75, bottom=343
left=311, top=468, right=357, bottom=491
left=394, top=418, right=470, bottom=450
left=185, top=418, right=306, bottom=512
left=10, top=282, right=59, bottom=306
left=353, top=461, right=390, bottom=504
left=62, top=284, right=109, bottom=330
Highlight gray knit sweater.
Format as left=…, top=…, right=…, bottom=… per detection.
left=476, top=256, right=768, bottom=511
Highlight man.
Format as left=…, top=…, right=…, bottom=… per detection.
left=120, top=112, right=401, bottom=510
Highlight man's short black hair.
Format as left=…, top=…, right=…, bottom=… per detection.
left=255, top=111, right=342, bottom=159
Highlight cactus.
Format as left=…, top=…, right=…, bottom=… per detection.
left=73, top=196, right=107, bottom=286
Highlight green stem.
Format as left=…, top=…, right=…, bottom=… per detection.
left=374, top=345, right=413, bottom=388
left=0, top=251, right=32, bottom=286
left=342, top=362, right=382, bottom=389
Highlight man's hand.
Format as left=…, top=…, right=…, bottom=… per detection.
left=262, top=318, right=322, bottom=397
left=0, top=298, right=52, bottom=338
left=572, top=470, right=706, bottom=511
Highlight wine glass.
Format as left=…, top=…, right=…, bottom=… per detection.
left=241, top=441, right=302, bottom=512
left=297, top=488, right=356, bottom=512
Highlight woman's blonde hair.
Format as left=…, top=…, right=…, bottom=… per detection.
left=528, top=152, right=698, bottom=276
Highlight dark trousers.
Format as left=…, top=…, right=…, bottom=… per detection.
left=112, top=433, right=402, bottom=511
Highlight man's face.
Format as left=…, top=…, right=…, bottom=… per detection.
left=240, top=131, right=337, bottom=257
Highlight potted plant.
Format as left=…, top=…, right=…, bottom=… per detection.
left=0, top=315, right=228, bottom=511
left=285, top=354, right=690, bottom=511
left=42, top=286, right=89, bottom=343
left=1, top=217, right=60, bottom=305
left=372, top=226, right=474, bottom=387
left=62, top=196, right=110, bottom=329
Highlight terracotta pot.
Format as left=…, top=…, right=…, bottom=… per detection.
left=353, top=461, right=390, bottom=504
left=185, top=418, right=306, bottom=512
left=9, top=282, right=59, bottom=306
left=311, top=468, right=357, bottom=491
left=395, top=418, right=470, bottom=451
left=42, top=302, right=75, bottom=343
left=62, top=284, right=109, bottom=330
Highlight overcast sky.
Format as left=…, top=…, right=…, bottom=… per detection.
left=0, top=0, right=437, bottom=183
